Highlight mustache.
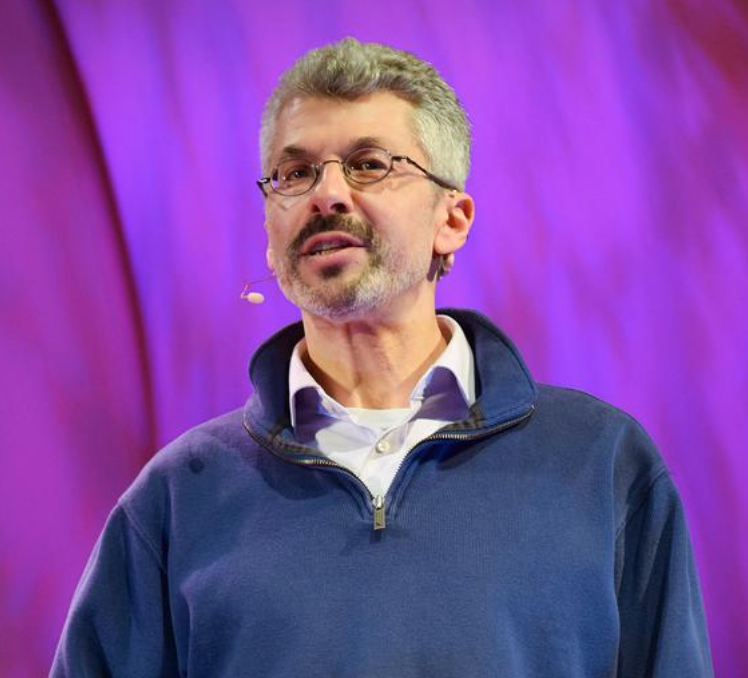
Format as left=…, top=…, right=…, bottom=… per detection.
left=289, top=214, right=373, bottom=257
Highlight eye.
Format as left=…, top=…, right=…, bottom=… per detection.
left=276, top=161, right=314, bottom=187
left=345, top=148, right=390, bottom=181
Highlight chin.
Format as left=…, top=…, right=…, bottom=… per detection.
left=293, top=280, right=389, bottom=321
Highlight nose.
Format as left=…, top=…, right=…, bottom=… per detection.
left=309, top=160, right=354, bottom=215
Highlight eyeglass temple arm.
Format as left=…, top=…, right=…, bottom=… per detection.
left=257, top=157, right=458, bottom=194
left=395, top=156, right=459, bottom=192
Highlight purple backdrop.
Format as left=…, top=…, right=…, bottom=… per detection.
left=1, top=1, right=746, bottom=675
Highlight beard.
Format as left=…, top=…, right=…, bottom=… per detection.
left=273, top=213, right=433, bottom=320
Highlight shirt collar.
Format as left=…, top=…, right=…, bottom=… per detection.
left=288, top=315, right=476, bottom=429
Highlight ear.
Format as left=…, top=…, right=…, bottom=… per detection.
left=433, top=191, right=475, bottom=257
left=266, top=246, right=276, bottom=272
left=263, top=216, right=277, bottom=272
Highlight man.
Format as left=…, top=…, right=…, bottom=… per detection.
left=52, top=38, right=712, bottom=677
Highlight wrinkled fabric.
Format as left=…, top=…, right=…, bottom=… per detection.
left=51, top=311, right=712, bottom=677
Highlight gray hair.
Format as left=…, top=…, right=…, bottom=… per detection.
left=260, top=38, right=471, bottom=190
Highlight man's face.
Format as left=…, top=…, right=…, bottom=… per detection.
left=263, top=92, right=447, bottom=321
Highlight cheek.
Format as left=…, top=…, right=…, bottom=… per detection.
left=264, top=224, right=280, bottom=248
left=406, top=196, right=441, bottom=240
left=265, top=200, right=306, bottom=242
left=264, top=213, right=291, bottom=250
left=267, top=233, right=291, bottom=270
left=263, top=220, right=287, bottom=266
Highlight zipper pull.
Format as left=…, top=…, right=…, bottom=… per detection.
left=372, top=495, right=386, bottom=531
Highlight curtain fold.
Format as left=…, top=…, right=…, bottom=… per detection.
left=1, top=1, right=745, bottom=675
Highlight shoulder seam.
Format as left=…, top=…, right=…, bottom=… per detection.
left=117, top=501, right=167, bottom=573
left=615, top=468, right=669, bottom=540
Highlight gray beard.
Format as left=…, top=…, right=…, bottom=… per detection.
left=275, top=213, right=430, bottom=320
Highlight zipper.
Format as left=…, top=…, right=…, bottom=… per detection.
left=373, top=494, right=386, bottom=530
left=379, top=406, right=536, bottom=526
left=243, top=405, right=534, bottom=531
left=242, top=417, right=382, bottom=523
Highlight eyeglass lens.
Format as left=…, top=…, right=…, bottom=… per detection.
left=272, top=147, right=392, bottom=195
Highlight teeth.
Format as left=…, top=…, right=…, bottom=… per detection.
left=312, top=246, right=344, bottom=255
left=310, top=240, right=352, bottom=254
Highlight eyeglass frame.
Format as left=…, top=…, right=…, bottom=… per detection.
left=256, top=146, right=459, bottom=197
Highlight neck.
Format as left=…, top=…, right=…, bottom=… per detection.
left=300, top=301, right=448, bottom=409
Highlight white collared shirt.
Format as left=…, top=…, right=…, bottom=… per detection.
left=288, top=316, right=476, bottom=497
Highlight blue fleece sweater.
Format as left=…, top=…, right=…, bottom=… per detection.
left=51, top=309, right=713, bottom=677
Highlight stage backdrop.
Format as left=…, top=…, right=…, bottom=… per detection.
left=1, top=1, right=746, bottom=676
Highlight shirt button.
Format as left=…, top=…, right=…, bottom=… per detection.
left=375, top=440, right=390, bottom=454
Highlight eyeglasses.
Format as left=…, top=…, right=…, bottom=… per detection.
left=257, top=146, right=458, bottom=197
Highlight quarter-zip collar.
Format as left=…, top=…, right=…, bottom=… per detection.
left=243, top=308, right=538, bottom=457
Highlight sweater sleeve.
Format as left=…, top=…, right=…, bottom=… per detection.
left=49, top=504, right=179, bottom=678
left=615, top=471, right=713, bottom=677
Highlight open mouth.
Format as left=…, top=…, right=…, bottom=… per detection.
left=308, top=242, right=357, bottom=256
left=301, top=233, right=366, bottom=257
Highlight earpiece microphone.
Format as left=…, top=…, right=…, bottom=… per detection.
left=240, top=274, right=276, bottom=305
left=243, top=290, right=265, bottom=304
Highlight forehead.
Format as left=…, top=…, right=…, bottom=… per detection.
left=269, top=92, right=419, bottom=162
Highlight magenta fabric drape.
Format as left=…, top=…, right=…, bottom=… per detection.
left=1, top=1, right=746, bottom=675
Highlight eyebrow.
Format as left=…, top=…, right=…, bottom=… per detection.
left=277, top=145, right=308, bottom=160
left=276, top=136, right=389, bottom=163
